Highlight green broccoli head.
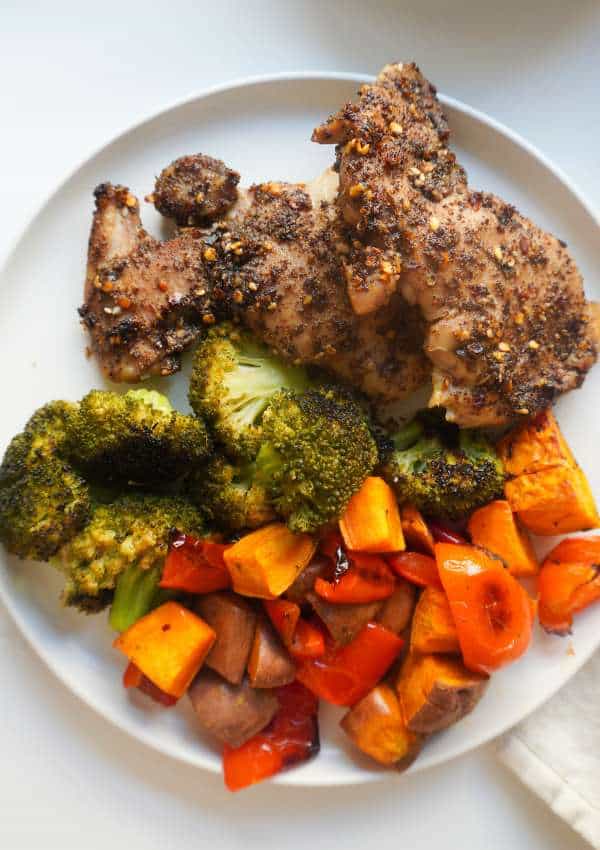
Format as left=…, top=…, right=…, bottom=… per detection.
left=0, top=401, right=78, bottom=485
left=0, top=457, right=91, bottom=561
left=0, top=402, right=90, bottom=560
left=188, top=322, right=310, bottom=461
left=255, top=387, right=378, bottom=534
left=66, top=389, right=210, bottom=487
left=383, top=417, right=504, bottom=520
left=189, top=455, right=275, bottom=532
left=52, top=494, right=204, bottom=611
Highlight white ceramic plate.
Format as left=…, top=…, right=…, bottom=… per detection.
left=1, top=72, right=599, bottom=787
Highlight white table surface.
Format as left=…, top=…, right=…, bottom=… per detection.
left=1, top=2, right=598, bottom=847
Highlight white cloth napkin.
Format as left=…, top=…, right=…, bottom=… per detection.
left=497, top=651, right=600, bottom=848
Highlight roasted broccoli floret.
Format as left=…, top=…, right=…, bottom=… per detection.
left=52, top=494, right=204, bottom=612
left=189, top=323, right=309, bottom=460
left=382, top=417, right=504, bottom=520
left=0, top=402, right=90, bottom=560
left=189, top=455, right=275, bottom=532
left=66, top=389, right=210, bottom=487
left=254, top=387, right=378, bottom=533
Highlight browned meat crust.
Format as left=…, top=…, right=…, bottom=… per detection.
left=153, top=154, right=239, bottom=226
left=80, top=183, right=219, bottom=382
left=314, top=62, right=598, bottom=425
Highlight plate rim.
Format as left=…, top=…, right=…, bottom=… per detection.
left=1, top=69, right=599, bottom=787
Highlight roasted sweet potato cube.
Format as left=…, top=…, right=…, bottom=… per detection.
left=195, top=592, right=257, bottom=684
left=410, top=587, right=460, bottom=654
left=400, top=505, right=435, bottom=555
left=498, top=409, right=575, bottom=477
left=376, top=579, right=416, bottom=635
left=247, top=616, right=296, bottom=688
left=188, top=670, right=278, bottom=748
left=341, top=683, right=422, bottom=769
left=307, top=591, right=382, bottom=646
left=114, top=601, right=215, bottom=698
left=397, top=653, right=488, bottom=734
left=505, top=465, right=599, bottom=535
left=468, top=500, right=538, bottom=577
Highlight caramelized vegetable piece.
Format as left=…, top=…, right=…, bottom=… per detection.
left=264, top=598, right=301, bottom=647
left=498, top=409, right=575, bottom=477
left=314, top=553, right=395, bottom=604
left=436, top=543, right=534, bottom=674
left=499, top=409, right=599, bottom=536
left=160, top=534, right=231, bottom=593
left=505, top=466, right=599, bottom=536
left=224, top=523, right=317, bottom=598
left=400, top=505, right=435, bottom=555
left=296, top=622, right=403, bottom=707
left=223, top=681, right=319, bottom=791
left=247, top=616, right=296, bottom=688
left=189, top=670, right=278, bottom=748
left=376, top=579, right=416, bottom=635
left=468, top=500, right=538, bottom=577
left=397, top=653, right=488, bottom=734
left=388, top=551, right=442, bottom=589
left=114, top=601, right=216, bottom=698
left=195, top=592, right=257, bottom=684
left=538, top=536, right=600, bottom=635
left=123, top=661, right=178, bottom=707
left=307, top=591, right=382, bottom=646
left=341, top=683, right=422, bottom=768
left=410, top=586, right=460, bottom=655
left=339, top=477, right=405, bottom=553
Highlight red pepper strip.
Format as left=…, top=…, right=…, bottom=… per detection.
left=122, top=662, right=178, bottom=707
left=289, top=619, right=326, bottom=659
left=264, top=598, right=301, bottom=647
left=428, top=521, right=467, bottom=545
left=387, top=551, right=442, bottom=589
left=295, top=622, right=403, bottom=707
left=159, top=534, right=231, bottom=594
left=314, top=553, right=395, bottom=603
left=223, top=681, right=319, bottom=791
left=538, top=537, right=600, bottom=635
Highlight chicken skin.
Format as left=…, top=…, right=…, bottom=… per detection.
left=80, top=183, right=217, bottom=382
left=313, top=62, right=598, bottom=425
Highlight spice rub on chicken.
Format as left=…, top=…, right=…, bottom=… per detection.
left=80, top=183, right=218, bottom=382
left=313, top=62, right=599, bottom=426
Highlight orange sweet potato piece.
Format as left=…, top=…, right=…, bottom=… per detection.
left=397, top=653, right=488, bottom=734
left=224, top=523, right=317, bottom=599
left=400, top=505, right=435, bottom=555
left=341, top=683, right=422, bottom=769
left=467, top=500, right=539, bottom=576
left=498, top=409, right=575, bottom=476
left=247, top=616, right=296, bottom=688
left=410, top=587, right=460, bottom=655
left=339, top=477, right=405, bottom=553
left=114, top=601, right=216, bottom=698
left=505, top=465, right=599, bottom=535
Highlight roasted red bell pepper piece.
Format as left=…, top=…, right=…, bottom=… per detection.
left=295, top=622, right=403, bottom=706
left=122, top=661, right=178, bottom=707
left=223, top=681, right=319, bottom=791
left=387, top=551, right=442, bottom=589
left=428, top=521, right=467, bottom=545
left=538, top=536, right=600, bottom=635
left=264, top=598, right=301, bottom=647
left=436, top=543, right=535, bottom=674
left=159, top=533, right=231, bottom=594
left=314, top=553, right=395, bottom=603
left=289, top=618, right=326, bottom=659
left=319, top=530, right=350, bottom=580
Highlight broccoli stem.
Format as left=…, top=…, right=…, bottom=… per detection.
left=392, top=420, right=424, bottom=451
left=109, top=563, right=163, bottom=632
